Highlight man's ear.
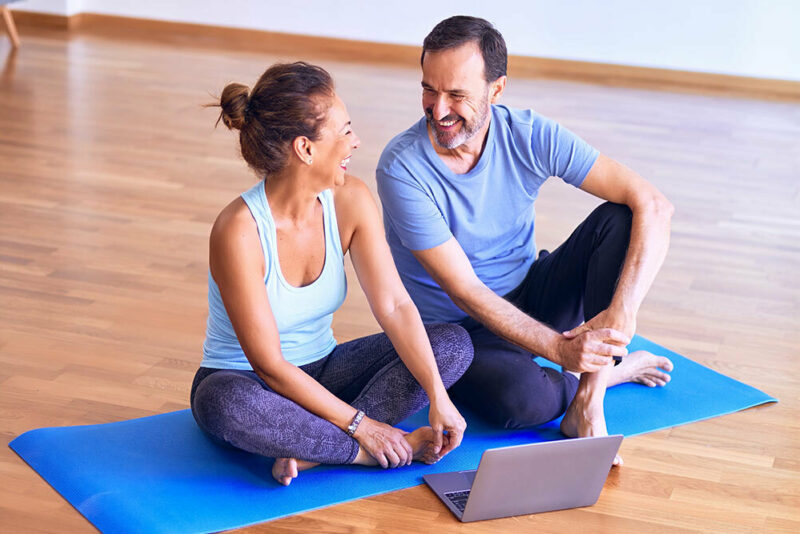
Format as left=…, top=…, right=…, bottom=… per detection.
left=292, top=136, right=314, bottom=165
left=489, top=75, right=507, bottom=104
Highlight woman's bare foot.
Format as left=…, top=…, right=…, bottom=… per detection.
left=404, top=426, right=445, bottom=464
left=351, top=426, right=445, bottom=466
left=608, top=350, right=673, bottom=388
left=271, top=457, right=319, bottom=486
left=275, top=425, right=447, bottom=484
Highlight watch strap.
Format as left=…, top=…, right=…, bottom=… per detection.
left=346, top=410, right=365, bottom=437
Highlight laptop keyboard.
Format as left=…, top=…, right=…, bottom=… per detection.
left=444, top=490, right=471, bottom=512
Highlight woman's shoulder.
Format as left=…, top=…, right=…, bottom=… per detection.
left=332, top=175, right=380, bottom=250
left=333, top=175, right=379, bottom=221
left=210, top=197, right=260, bottom=257
left=333, top=175, right=374, bottom=210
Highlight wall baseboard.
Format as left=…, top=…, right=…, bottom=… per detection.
left=11, top=10, right=85, bottom=30
left=12, top=10, right=800, bottom=101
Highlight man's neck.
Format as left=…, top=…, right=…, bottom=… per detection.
left=428, top=114, right=492, bottom=175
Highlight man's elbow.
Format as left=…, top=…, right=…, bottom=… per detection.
left=655, top=193, right=675, bottom=222
left=635, top=189, right=674, bottom=223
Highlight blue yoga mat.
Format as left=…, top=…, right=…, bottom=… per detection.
left=10, top=336, right=775, bottom=534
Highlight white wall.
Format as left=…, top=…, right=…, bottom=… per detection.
left=13, top=0, right=81, bottom=15
left=15, top=0, right=800, bottom=81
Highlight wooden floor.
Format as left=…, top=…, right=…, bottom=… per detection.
left=1, top=26, right=799, bottom=534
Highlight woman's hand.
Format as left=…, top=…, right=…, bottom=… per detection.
left=353, top=416, right=413, bottom=468
left=428, top=395, right=467, bottom=460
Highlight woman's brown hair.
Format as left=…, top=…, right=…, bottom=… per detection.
left=215, top=62, right=334, bottom=177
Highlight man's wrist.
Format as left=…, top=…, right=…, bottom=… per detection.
left=609, top=299, right=636, bottom=322
left=543, top=329, right=566, bottom=366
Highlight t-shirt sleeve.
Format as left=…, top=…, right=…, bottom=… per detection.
left=376, top=165, right=453, bottom=251
left=531, top=114, right=599, bottom=187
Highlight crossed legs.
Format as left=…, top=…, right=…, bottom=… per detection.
left=451, top=202, right=672, bottom=450
left=191, top=323, right=473, bottom=481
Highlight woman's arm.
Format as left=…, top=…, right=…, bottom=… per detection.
left=336, top=177, right=467, bottom=457
left=209, top=198, right=412, bottom=467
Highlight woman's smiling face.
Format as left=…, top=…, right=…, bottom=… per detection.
left=312, top=93, right=360, bottom=187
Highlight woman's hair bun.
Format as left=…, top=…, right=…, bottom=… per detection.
left=213, top=62, right=335, bottom=177
left=218, top=82, right=250, bottom=131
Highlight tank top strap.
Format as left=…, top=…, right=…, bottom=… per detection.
left=240, top=180, right=273, bottom=280
left=319, top=188, right=344, bottom=262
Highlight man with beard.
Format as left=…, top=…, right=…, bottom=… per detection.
left=376, top=16, right=675, bottom=463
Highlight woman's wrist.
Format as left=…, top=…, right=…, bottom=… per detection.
left=346, top=409, right=365, bottom=437
left=427, top=382, right=450, bottom=405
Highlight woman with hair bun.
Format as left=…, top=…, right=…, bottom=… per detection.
left=191, top=62, right=473, bottom=486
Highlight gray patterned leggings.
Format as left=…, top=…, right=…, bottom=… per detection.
left=190, top=323, right=473, bottom=464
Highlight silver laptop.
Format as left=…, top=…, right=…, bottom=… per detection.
left=423, top=435, right=623, bottom=522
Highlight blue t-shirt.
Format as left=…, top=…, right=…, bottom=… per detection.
left=376, top=105, right=598, bottom=323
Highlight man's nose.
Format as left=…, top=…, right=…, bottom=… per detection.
left=432, top=96, right=450, bottom=121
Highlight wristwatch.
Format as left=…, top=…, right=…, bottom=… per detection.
left=346, top=410, right=365, bottom=436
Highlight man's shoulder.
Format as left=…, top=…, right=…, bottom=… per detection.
left=377, top=117, right=431, bottom=178
left=492, top=104, right=547, bottom=138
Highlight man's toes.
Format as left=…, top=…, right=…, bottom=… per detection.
left=658, top=357, right=674, bottom=372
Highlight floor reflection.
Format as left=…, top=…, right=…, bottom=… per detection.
left=1, top=46, right=16, bottom=81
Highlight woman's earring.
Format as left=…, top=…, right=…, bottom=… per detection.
left=308, top=158, right=313, bottom=165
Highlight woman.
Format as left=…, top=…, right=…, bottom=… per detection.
left=191, top=62, right=474, bottom=486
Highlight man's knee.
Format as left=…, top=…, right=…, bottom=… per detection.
left=494, top=388, right=560, bottom=429
left=592, top=202, right=632, bottom=234
left=491, top=369, right=578, bottom=429
left=425, top=322, right=474, bottom=386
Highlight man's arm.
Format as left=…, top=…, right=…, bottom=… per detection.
left=412, top=152, right=671, bottom=371
left=567, top=153, right=674, bottom=339
left=412, top=238, right=629, bottom=373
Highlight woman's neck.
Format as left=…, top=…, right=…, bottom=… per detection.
left=263, top=168, right=322, bottom=225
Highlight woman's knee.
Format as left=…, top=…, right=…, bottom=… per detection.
left=425, top=322, right=474, bottom=385
left=191, top=371, right=260, bottom=437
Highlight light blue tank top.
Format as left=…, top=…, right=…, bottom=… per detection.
left=201, top=180, right=347, bottom=370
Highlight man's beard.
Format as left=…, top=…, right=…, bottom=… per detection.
left=425, top=94, right=491, bottom=150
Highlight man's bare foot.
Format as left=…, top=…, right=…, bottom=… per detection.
left=608, top=350, right=673, bottom=388
left=272, top=457, right=319, bottom=486
left=560, top=392, right=623, bottom=466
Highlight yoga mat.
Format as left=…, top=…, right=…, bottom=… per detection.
left=9, top=335, right=776, bottom=534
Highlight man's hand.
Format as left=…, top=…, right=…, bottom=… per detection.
left=557, top=328, right=630, bottom=373
left=352, top=416, right=413, bottom=468
left=566, top=306, right=637, bottom=342
left=428, top=395, right=466, bottom=460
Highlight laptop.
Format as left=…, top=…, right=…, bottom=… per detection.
left=423, top=435, right=623, bottom=522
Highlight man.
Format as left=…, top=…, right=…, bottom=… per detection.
left=376, top=15, right=674, bottom=462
